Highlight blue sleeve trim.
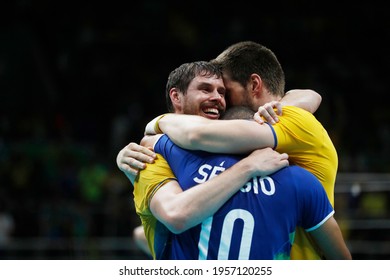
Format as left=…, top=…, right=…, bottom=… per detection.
left=265, top=122, right=277, bottom=150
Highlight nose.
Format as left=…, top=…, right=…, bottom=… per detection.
left=210, top=90, right=226, bottom=110
left=210, top=89, right=224, bottom=101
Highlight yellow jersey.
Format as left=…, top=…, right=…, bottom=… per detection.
left=133, top=155, right=176, bottom=259
left=272, top=106, right=338, bottom=259
left=134, top=106, right=338, bottom=260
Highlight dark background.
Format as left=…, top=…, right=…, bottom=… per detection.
left=0, top=1, right=389, bottom=259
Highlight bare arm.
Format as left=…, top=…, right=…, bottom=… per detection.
left=117, top=119, right=271, bottom=178
left=133, top=225, right=151, bottom=257
left=144, top=89, right=321, bottom=152
left=254, top=89, right=322, bottom=124
left=282, top=89, right=322, bottom=113
left=150, top=148, right=289, bottom=234
left=309, top=216, right=352, bottom=260
left=151, top=114, right=275, bottom=154
left=116, top=89, right=320, bottom=176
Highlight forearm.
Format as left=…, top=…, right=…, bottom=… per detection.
left=282, top=89, right=322, bottom=113
left=152, top=148, right=288, bottom=234
left=156, top=114, right=209, bottom=148
left=158, top=114, right=273, bottom=153
left=154, top=158, right=257, bottom=233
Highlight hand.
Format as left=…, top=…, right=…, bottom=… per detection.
left=253, top=101, right=282, bottom=125
left=244, top=147, right=289, bottom=177
left=116, top=142, right=156, bottom=184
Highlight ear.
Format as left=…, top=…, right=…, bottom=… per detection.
left=250, top=73, right=263, bottom=97
left=170, top=88, right=182, bottom=110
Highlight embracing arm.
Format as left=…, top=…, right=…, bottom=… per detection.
left=254, top=89, right=321, bottom=124
left=116, top=89, right=320, bottom=176
left=150, top=148, right=289, bottom=234
left=282, top=89, right=321, bottom=113
left=145, top=89, right=320, bottom=153
left=150, top=115, right=275, bottom=154
left=309, top=217, right=352, bottom=260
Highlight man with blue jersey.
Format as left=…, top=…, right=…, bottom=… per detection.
left=141, top=106, right=351, bottom=260
left=119, top=58, right=325, bottom=258
left=131, top=61, right=296, bottom=259
left=122, top=41, right=338, bottom=259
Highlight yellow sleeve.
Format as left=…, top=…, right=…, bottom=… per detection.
left=274, top=106, right=339, bottom=260
left=133, top=154, right=176, bottom=259
left=273, top=106, right=338, bottom=205
left=133, top=153, right=176, bottom=217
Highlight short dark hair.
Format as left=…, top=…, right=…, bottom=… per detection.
left=165, top=61, right=223, bottom=112
left=212, top=41, right=285, bottom=97
left=221, top=106, right=255, bottom=120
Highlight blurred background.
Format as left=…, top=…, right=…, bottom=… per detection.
left=0, top=1, right=389, bottom=260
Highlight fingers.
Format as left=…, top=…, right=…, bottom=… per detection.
left=117, top=142, right=157, bottom=176
left=280, top=152, right=289, bottom=161
left=248, top=148, right=289, bottom=177
left=126, top=156, right=148, bottom=170
left=120, top=164, right=141, bottom=177
left=255, top=101, right=282, bottom=125
left=275, top=151, right=289, bottom=167
left=253, top=112, right=264, bottom=124
left=127, top=142, right=156, bottom=163
left=128, top=142, right=156, bottom=157
left=118, top=155, right=150, bottom=185
left=262, top=104, right=278, bottom=124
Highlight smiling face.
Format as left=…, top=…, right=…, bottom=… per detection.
left=173, top=74, right=226, bottom=119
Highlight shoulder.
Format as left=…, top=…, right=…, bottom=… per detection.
left=273, top=106, right=325, bottom=142
left=274, top=165, right=320, bottom=186
left=282, top=106, right=315, bottom=118
left=274, top=165, right=310, bottom=176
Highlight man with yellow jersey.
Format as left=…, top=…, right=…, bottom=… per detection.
left=143, top=41, right=337, bottom=259
left=147, top=105, right=337, bottom=259
left=131, top=60, right=308, bottom=259
left=118, top=41, right=329, bottom=259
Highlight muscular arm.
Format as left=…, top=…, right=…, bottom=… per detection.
left=282, top=89, right=321, bottom=114
left=309, top=217, right=352, bottom=260
left=146, top=89, right=321, bottom=153
left=149, top=148, right=289, bottom=234
left=155, top=114, right=274, bottom=154
left=117, top=89, right=320, bottom=177
left=254, top=89, right=321, bottom=124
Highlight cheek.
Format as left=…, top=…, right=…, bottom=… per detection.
left=182, top=97, right=202, bottom=114
left=221, top=98, right=227, bottom=108
left=228, top=92, right=242, bottom=106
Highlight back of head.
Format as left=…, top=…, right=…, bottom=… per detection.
left=165, top=61, right=222, bottom=112
left=212, top=41, right=285, bottom=96
left=222, top=106, right=255, bottom=120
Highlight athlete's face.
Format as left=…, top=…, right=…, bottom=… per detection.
left=180, top=75, right=226, bottom=119
left=222, top=72, right=255, bottom=110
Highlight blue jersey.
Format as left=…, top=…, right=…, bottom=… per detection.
left=154, top=135, right=334, bottom=260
